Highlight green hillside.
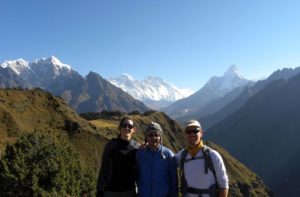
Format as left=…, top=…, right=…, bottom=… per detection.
left=0, top=88, right=271, bottom=196
left=0, top=88, right=108, bottom=170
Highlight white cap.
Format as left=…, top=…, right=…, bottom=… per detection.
left=185, top=120, right=201, bottom=129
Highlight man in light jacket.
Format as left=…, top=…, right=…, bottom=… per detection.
left=176, top=120, right=229, bottom=197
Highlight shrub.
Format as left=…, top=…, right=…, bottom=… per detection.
left=0, top=132, right=93, bottom=196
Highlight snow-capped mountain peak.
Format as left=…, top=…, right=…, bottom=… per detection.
left=120, top=73, right=135, bottom=81
left=35, top=56, right=72, bottom=70
left=28, top=56, right=73, bottom=81
left=162, top=65, right=253, bottom=118
left=224, top=64, right=243, bottom=78
left=1, top=58, right=28, bottom=68
left=0, top=56, right=74, bottom=87
left=1, top=59, right=30, bottom=75
left=108, top=75, right=194, bottom=109
left=203, top=65, right=251, bottom=97
left=144, top=76, right=164, bottom=84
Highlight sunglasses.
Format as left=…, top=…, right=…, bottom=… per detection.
left=148, top=132, right=160, bottom=138
left=185, top=129, right=200, bottom=134
left=121, top=123, right=135, bottom=129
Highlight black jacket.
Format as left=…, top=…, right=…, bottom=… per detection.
left=96, top=137, right=139, bottom=196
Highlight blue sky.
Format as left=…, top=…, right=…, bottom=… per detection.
left=1, top=0, right=300, bottom=91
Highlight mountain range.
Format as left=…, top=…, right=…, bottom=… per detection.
left=205, top=70, right=300, bottom=196
left=108, top=74, right=194, bottom=109
left=200, top=67, right=300, bottom=130
left=162, top=65, right=254, bottom=119
left=0, top=57, right=72, bottom=88
left=3, top=55, right=300, bottom=196
left=1, top=57, right=257, bottom=118
left=0, top=57, right=149, bottom=113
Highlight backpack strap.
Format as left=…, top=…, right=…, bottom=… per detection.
left=202, top=145, right=218, bottom=186
left=183, top=155, right=204, bottom=163
left=179, top=149, right=188, bottom=194
left=186, top=184, right=218, bottom=196
left=180, top=149, right=188, bottom=170
left=180, top=146, right=219, bottom=196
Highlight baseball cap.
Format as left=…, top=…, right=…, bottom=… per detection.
left=185, top=120, right=201, bottom=129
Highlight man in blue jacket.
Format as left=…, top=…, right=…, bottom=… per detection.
left=136, top=122, right=178, bottom=197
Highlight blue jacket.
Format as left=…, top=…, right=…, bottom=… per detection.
left=136, top=145, right=178, bottom=197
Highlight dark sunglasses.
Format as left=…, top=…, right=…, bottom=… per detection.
left=148, top=133, right=160, bottom=138
left=185, top=129, right=200, bottom=134
left=121, top=123, right=135, bottom=129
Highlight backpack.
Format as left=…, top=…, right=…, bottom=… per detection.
left=179, top=145, right=219, bottom=196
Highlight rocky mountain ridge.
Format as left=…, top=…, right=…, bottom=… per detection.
left=0, top=57, right=149, bottom=113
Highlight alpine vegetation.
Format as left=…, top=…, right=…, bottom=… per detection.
left=0, top=132, right=95, bottom=196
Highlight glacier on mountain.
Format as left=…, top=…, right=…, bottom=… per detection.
left=108, top=74, right=194, bottom=108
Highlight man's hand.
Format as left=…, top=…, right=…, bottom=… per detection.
left=139, top=142, right=148, bottom=149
